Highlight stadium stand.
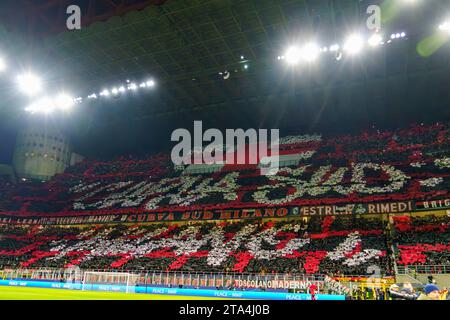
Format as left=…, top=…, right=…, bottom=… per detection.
left=0, top=122, right=448, bottom=215
left=0, top=217, right=392, bottom=275
left=0, top=123, right=448, bottom=283
left=393, top=215, right=450, bottom=266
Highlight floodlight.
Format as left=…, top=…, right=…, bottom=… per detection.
left=111, top=88, right=119, bottom=95
left=17, top=73, right=42, bottom=96
left=439, top=21, right=450, bottom=32
left=118, top=86, right=126, bottom=93
left=100, top=89, right=110, bottom=96
left=344, top=34, right=364, bottom=55
left=40, top=97, right=56, bottom=113
left=299, top=42, right=320, bottom=62
left=329, top=44, right=340, bottom=52
left=368, top=34, right=383, bottom=46
left=26, top=96, right=55, bottom=114
left=55, top=94, right=75, bottom=110
left=128, top=83, right=137, bottom=90
left=285, top=46, right=302, bottom=65
left=146, top=80, right=155, bottom=87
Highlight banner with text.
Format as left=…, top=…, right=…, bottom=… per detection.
left=1, top=199, right=446, bottom=225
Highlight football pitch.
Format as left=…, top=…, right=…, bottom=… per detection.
left=0, top=286, right=225, bottom=300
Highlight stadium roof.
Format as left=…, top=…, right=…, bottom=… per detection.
left=0, top=0, right=449, bottom=159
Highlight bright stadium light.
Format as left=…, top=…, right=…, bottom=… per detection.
left=26, top=96, right=55, bottom=114
left=439, top=21, right=450, bottom=32
left=118, top=86, right=126, bottom=93
left=146, top=80, right=155, bottom=87
left=299, top=42, right=320, bottom=62
left=54, top=94, right=75, bottom=111
left=111, top=87, right=119, bottom=95
left=329, top=44, right=340, bottom=52
left=139, top=82, right=147, bottom=88
left=368, top=34, right=383, bottom=47
left=100, top=89, right=110, bottom=97
left=41, top=97, right=56, bottom=114
left=344, top=34, right=364, bottom=55
left=128, top=83, right=137, bottom=90
left=285, top=46, right=302, bottom=65
left=17, top=73, right=42, bottom=96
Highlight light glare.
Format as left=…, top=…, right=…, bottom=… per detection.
left=329, top=44, right=340, bottom=52
left=17, top=73, right=42, bottom=96
left=285, top=46, right=302, bottom=65
left=344, top=34, right=364, bottom=55
left=299, top=42, right=320, bottom=62
left=26, top=97, right=55, bottom=114
left=368, top=34, right=383, bottom=46
left=0, top=58, right=6, bottom=72
left=55, top=94, right=75, bottom=110
left=439, top=22, right=450, bottom=32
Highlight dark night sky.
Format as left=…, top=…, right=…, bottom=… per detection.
left=1, top=0, right=450, bottom=164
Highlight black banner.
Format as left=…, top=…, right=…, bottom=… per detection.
left=415, top=198, right=450, bottom=211
left=0, top=200, right=439, bottom=225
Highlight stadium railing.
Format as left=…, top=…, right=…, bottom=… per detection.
left=0, top=267, right=393, bottom=294
left=0, top=267, right=324, bottom=283
left=397, top=265, right=450, bottom=275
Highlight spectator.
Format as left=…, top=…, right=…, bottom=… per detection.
left=417, top=284, right=441, bottom=300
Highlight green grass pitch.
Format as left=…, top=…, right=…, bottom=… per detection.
left=0, top=286, right=226, bottom=300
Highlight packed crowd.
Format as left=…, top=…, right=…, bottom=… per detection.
left=1, top=214, right=447, bottom=275
left=0, top=216, right=394, bottom=275
left=393, top=215, right=450, bottom=266
left=0, top=123, right=448, bottom=216
left=6, top=215, right=436, bottom=282
left=0, top=123, right=448, bottom=279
